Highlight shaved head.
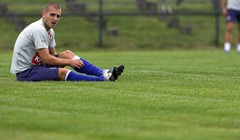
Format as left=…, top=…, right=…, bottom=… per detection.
left=43, top=2, right=61, bottom=12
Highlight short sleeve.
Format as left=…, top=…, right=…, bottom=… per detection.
left=49, top=29, right=56, bottom=48
left=32, top=28, right=48, bottom=50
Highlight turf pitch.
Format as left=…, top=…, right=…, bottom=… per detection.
left=0, top=50, right=240, bottom=140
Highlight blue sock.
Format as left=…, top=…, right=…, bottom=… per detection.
left=74, top=58, right=103, bottom=76
left=66, top=71, right=105, bottom=81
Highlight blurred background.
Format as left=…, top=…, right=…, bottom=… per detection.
left=0, top=0, right=230, bottom=51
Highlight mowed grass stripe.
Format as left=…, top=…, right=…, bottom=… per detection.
left=0, top=50, right=240, bottom=140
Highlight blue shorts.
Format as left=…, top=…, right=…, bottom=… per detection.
left=226, top=9, right=240, bottom=23
left=16, top=64, right=59, bottom=81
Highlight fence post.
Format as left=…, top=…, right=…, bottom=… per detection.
left=213, top=0, right=220, bottom=47
left=98, top=0, right=103, bottom=47
left=215, top=12, right=220, bottom=47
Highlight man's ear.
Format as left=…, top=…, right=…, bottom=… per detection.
left=42, top=11, right=45, bottom=17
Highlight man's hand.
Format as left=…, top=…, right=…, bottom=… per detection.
left=69, top=59, right=84, bottom=68
left=221, top=0, right=227, bottom=16
left=222, top=7, right=227, bottom=16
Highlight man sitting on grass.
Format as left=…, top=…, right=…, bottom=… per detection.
left=10, top=2, right=124, bottom=81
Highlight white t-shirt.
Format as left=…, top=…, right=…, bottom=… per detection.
left=10, top=18, right=56, bottom=74
left=227, top=0, right=240, bottom=11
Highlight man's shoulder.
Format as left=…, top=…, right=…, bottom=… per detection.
left=25, top=20, right=47, bottom=37
left=29, top=19, right=45, bottom=30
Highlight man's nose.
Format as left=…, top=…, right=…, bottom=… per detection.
left=53, top=16, right=58, bottom=21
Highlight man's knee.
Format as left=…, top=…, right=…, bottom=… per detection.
left=58, top=50, right=75, bottom=59
left=227, top=27, right=233, bottom=33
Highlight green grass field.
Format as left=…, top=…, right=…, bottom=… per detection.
left=1, top=50, right=240, bottom=140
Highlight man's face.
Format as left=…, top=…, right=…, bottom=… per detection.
left=42, top=6, right=61, bottom=30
